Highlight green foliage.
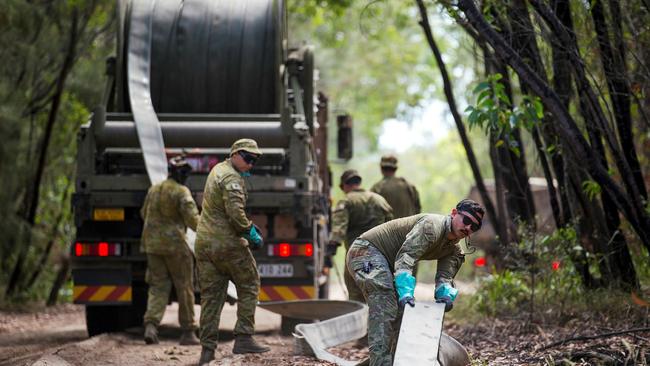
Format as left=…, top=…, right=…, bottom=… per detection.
left=290, top=1, right=474, bottom=148
left=0, top=0, right=114, bottom=302
left=473, top=269, right=531, bottom=316
left=472, top=227, right=582, bottom=317
left=465, top=73, right=544, bottom=156
left=581, top=180, right=602, bottom=200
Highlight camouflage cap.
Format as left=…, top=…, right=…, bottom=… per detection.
left=340, top=169, right=362, bottom=185
left=230, top=138, right=262, bottom=156
left=380, top=154, right=398, bottom=168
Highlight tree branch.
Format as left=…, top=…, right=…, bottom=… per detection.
left=540, top=327, right=650, bottom=350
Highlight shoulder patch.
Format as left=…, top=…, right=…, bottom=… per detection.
left=227, top=182, right=242, bottom=190
left=335, top=201, right=346, bottom=211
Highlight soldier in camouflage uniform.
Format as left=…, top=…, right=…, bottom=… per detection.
left=346, top=199, right=484, bottom=366
left=326, top=169, right=393, bottom=303
left=371, top=155, right=421, bottom=219
left=196, top=139, right=269, bottom=366
left=141, top=156, right=200, bottom=345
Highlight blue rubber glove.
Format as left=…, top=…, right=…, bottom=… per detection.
left=243, top=224, right=263, bottom=250
left=394, top=272, right=416, bottom=307
left=435, top=283, right=458, bottom=312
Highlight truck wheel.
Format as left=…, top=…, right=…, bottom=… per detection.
left=280, top=316, right=312, bottom=336
left=318, top=280, right=330, bottom=299
left=127, top=284, right=148, bottom=327
left=85, top=305, right=128, bottom=336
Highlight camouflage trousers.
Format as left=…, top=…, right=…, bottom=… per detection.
left=343, top=253, right=366, bottom=304
left=143, top=250, right=196, bottom=330
left=346, top=238, right=399, bottom=366
left=196, top=238, right=260, bottom=350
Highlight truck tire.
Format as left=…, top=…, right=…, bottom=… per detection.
left=318, top=280, right=330, bottom=299
left=280, top=316, right=312, bottom=336
left=127, top=284, right=148, bottom=327
left=85, top=305, right=129, bottom=336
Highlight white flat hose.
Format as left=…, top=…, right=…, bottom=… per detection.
left=127, top=0, right=167, bottom=185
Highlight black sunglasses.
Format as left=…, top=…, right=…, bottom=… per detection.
left=238, top=151, right=259, bottom=165
left=461, top=213, right=482, bottom=232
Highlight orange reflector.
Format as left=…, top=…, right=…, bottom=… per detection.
left=93, top=208, right=124, bottom=221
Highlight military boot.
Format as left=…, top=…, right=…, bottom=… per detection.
left=232, top=335, right=270, bottom=354
left=179, top=329, right=200, bottom=345
left=144, top=323, right=159, bottom=344
left=198, top=347, right=215, bottom=366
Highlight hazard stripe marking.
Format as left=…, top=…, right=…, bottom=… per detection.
left=73, top=285, right=132, bottom=303
left=259, top=286, right=315, bottom=301
left=106, top=286, right=131, bottom=302
left=90, top=286, right=115, bottom=301
left=262, top=286, right=284, bottom=301
left=276, top=286, right=298, bottom=300
left=291, top=286, right=312, bottom=299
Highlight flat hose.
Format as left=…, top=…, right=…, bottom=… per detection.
left=227, top=282, right=469, bottom=366
left=127, top=0, right=167, bottom=184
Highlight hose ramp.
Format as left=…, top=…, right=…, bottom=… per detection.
left=227, top=280, right=469, bottom=366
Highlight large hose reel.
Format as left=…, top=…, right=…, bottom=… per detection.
left=116, top=0, right=285, bottom=114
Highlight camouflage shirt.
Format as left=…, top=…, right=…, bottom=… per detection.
left=360, top=214, right=464, bottom=285
left=140, top=178, right=199, bottom=255
left=329, top=188, right=393, bottom=248
left=196, top=159, right=252, bottom=243
left=370, top=176, right=421, bottom=218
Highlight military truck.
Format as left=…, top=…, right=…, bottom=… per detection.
left=71, top=0, right=352, bottom=336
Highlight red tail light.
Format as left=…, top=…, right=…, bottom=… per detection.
left=278, top=243, right=291, bottom=257
left=473, top=257, right=486, bottom=267
left=74, top=242, right=122, bottom=257
left=268, top=243, right=313, bottom=257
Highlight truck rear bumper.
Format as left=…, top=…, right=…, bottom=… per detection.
left=72, top=267, right=132, bottom=305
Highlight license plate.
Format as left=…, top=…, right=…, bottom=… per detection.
left=258, top=263, right=294, bottom=278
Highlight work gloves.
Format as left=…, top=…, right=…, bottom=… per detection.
left=395, top=272, right=416, bottom=308
left=323, top=241, right=339, bottom=268
left=435, top=283, right=458, bottom=312
left=243, top=224, right=264, bottom=250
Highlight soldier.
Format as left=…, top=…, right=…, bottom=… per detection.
left=325, top=169, right=393, bottom=303
left=196, top=139, right=269, bottom=366
left=370, top=155, right=421, bottom=219
left=141, top=156, right=200, bottom=346
left=346, top=199, right=485, bottom=366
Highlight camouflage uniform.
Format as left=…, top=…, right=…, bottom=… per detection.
left=330, top=188, right=393, bottom=303
left=346, top=214, right=465, bottom=366
left=370, top=155, right=421, bottom=219
left=195, top=152, right=260, bottom=350
left=141, top=178, right=200, bottom=331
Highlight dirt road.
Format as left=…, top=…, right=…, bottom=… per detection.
left=1, top=282, right=372, bottom=366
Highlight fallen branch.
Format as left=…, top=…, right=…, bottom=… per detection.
left=540, top=327, right=650, bottom=350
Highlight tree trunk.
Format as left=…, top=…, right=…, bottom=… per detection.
left=25, top=183, right=71, bottom=290
left=414, top=0, right=500, bottom=235
left=506, top=0, right=561, bottom=229
left=591, top=0, right=647, bottom=201
left=6, top=9, right=79, bottom=296
left=47, top=255, right=70, bottom=307
left=456, top=0, right=650, bottom=252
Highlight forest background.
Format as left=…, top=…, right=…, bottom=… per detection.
left=1, top=0, right=649, bottom=332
